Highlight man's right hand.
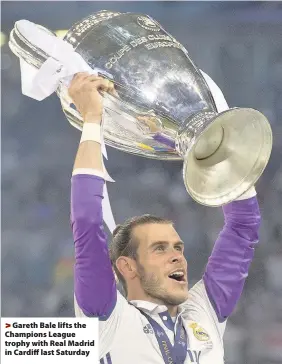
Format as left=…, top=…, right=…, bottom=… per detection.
left=68, top=72, right=115, bottom=124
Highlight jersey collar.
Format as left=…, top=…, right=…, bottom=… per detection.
left=129, top=299, right=188, bottom=316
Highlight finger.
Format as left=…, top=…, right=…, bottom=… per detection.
left=87, top=75, right=104, bottom=83
left=75, top=73, right=97, bottom=88
left=72, top=72, right=90, bottom=83
left=108, top=81, right=115, bottom=91
left=91, top=79, right=112, bottom=92
left=69, top=74, right=102, bottom=97
left=69, top=72, right=90, bottom=91
left=108, top=83, right=119, bottom=98
left=103, top=81, right=116, bottom=94
left=74, top=72, right=89, bottom=77
left=104, top=81, right=114, bottom=94
left=109, top=86, right=120, bottom=98
left=83, top=76, right=109, bottom=91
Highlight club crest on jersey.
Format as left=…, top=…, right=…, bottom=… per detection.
left=137, top=16, right=160, bottom=31
left=189, top=323, right=210, bottom=341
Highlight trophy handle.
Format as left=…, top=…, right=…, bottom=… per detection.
left=9, top=20, right=56, bottom=70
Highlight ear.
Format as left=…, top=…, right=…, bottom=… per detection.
left=115, top=256, right=137, bottom=281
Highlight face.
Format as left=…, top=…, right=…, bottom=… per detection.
left=132, top=223, right=189, bottom=306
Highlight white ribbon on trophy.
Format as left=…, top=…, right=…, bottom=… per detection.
left=16, top=20, right=229, bottom=233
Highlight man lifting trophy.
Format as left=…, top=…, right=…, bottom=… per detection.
left=9, top=10, right=272, bottom=364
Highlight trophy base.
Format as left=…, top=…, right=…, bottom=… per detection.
left=183, top=108, right=273, bottom=206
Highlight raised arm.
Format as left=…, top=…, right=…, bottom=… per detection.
left=203, top=188, right=261, bottom=322
left=69, top=73, right=117, bottom=318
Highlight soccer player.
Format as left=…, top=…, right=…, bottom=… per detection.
left=69, top=73, right=260, bottom=364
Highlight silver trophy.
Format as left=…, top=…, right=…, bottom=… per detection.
left=9, top=10, right=272, bottom=206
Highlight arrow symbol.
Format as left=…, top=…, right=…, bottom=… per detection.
left=5, top=323, right=11, bottom=328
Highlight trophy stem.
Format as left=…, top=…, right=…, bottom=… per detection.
left=194, top=125, right=224, bottom=160
left=175, top=110, right=216, bottom=158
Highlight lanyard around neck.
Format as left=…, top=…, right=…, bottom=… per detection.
left=138, top=309, right=188, bottom=364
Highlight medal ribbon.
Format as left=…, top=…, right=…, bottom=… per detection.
left=139, top=310, right=188, bottom=364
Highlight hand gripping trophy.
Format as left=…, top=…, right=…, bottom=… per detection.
left=9, top=10, right=272, bottom=206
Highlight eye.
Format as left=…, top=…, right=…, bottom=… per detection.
left=155, top=245, right=165, bottom=251
left=175, top=245, right=184, bottom=252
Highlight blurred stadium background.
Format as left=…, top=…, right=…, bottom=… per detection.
left=1, top=2, right=282, bottom=363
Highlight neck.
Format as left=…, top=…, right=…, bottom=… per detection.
left=127, top=293, right=178, bottom=317
left=166, top=305, right=178, bottom=317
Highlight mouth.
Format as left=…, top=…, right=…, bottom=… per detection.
left=168, top=270, right=186, bottom=284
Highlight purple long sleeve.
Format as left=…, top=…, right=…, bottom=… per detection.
left=203, top=197, right=261, bottom=322
left=71, top=174, right=117, bottom=318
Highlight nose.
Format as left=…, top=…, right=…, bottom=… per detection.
left=169, top=250, right=183, bottom=264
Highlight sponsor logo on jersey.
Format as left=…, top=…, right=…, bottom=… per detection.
left=189, top=322, right=210, bottom=341
left=143, top=324, right=153, bottom=334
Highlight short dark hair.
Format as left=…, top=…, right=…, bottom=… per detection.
left=109, top=214, right=171, bottom=295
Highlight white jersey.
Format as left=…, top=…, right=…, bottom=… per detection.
left=75, top=279, right=226, bottom=364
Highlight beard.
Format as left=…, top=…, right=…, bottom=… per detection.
left=136, top=261, right=188, bottom=306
